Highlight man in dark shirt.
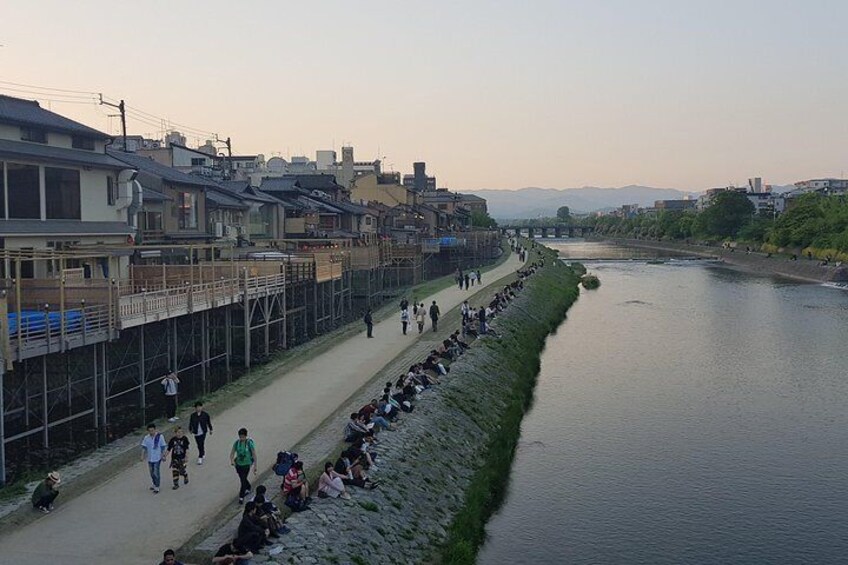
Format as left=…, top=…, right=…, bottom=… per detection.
left=363, top=309, right=373, bottom=338
left=429, top=300, right=440, bottom=332
left=188, top=401, right=213, bottom=465
left=166, top=427, right=190, bottom=490
left=237, top=502, right=270, bottom=552
left=212, top=540, right=253, bottom=564
left=159, top=549, right=184, bottom=565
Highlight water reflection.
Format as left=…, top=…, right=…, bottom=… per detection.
left=479, top=241, right=848, bottom=565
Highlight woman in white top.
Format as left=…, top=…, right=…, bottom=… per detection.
left=318, top=462, right=350, bottom=499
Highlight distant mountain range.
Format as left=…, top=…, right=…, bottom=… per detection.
left=465, top=184, right=798, bottom=219
left=464, top=186, right=695, bottom=219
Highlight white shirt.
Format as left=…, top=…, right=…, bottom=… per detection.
left=141, top=433, right=166, bottom=463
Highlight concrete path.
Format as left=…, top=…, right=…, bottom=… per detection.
left=0, top=252, right=523, bottom=565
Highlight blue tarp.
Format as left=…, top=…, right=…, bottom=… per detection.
left=7, top=310, right=83, bottom=337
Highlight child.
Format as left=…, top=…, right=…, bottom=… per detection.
left=167, top=426, right=190, bottom=489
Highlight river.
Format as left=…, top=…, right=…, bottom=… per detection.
left=478, top=240, right=848, bottom=564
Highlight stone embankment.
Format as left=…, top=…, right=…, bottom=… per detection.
left=194, top=246, right=580, bottom=565
left=616, top=239, right=848, bottom=284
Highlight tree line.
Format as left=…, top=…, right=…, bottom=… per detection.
left=586, top=191, right=848, bottom=259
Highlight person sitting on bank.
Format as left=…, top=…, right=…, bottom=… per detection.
left=358, top=399, right=395, bottom=431
left=251, top=485, right=290, bottom=535
left=335, top=450, right=379, bottom=489
left=344, top=412, right=372, bottom=443
left=237, top=502, right=271, bottom=552
left=318, top=461, right=351, bottom=499
left=282, top=461, right=310, bottom=510
left=31, top=471, right=61, bottom=514
left=212, top=539, right=253, bottom=565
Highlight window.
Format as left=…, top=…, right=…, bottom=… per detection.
left=7, top=163, right=41, bottom=219
left=20, top=127, right=47, bottom=144
left=178, top=191, right=198, bottom=229
left=190, top=158, right=206, bottom=167
left=72, top=136, right=95, bottom=150
left=45, top=167, right=81, bottom=219
left=365, top=216, right=372, bottom=225
left=107, top=175, right=116, bottom=205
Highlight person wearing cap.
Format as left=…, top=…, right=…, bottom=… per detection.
left=31, top=471, right=60, bottom=513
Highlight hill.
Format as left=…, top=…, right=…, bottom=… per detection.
left=465, top=185, right=695, bottom=219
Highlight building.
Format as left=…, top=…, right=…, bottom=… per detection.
left=108, top=150, right=210, bottom=244
left=456, top=193, right=488, bottom=214
left=402, top=161, right=436, bottom=192
left=793, top=178, right=848, bottom=194
left=654, top=199, right=697, bottom=212
left=0, top=94, right=135, bottom=276
left=351, top=172, right=419, bottom=209
left=137, top=143, right=218, bottom=177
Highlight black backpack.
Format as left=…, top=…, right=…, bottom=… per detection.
left=273, top=451, right=297, bottom=476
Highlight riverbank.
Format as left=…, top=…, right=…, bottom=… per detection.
left=189, top=244, right=579, bottom=565
left=609, top=238, right=848, bottom=284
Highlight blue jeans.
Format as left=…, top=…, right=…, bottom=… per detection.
left=371, top=416, right=391, bottom=430
left=148, top=461, right=161, bottom=488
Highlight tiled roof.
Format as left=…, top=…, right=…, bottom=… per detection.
left=0, top=138, right=127, bottom=169
left=0, top=94, right=110, bottom=139
left=260, top=177, right=301, bottom=192
left=107, top=150, right=211, bottom=188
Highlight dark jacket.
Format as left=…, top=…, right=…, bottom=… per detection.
left=188, top=411, right=213, bottom=435
left=429, top=304, right=440, bottom=320
left=238, top=514, right=264, bottom=539
left=364, top=311, right=373, bottom=325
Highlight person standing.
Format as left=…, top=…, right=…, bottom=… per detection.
left=476, top=269, right=482, bottom=285
left=141, top=423, right=167, bottom=493
left=400, top=308, right=409, bottom=335
left=415, top=304, right=426, bottom=334
left=399, top=297, right=409, bottom=312
left=31, top=471, right=61, bottom=514
left=161, top=371, right=180, bottom=422
left=461, top=300, right=470, bottom=323
left=464, top=273, right=470, bottom=290
left=479, top=306, right=487, bottom=335
left=363, top=309, right=374, bottom=338
left=429, top=300, right=440, bottom=332
left=189, top=401, right=213, bottom=465
left=167, top=426, right=190, bottom=490
left=230, top=427, right=258, bottom=504
left=469, top=270, right=477, bottom=287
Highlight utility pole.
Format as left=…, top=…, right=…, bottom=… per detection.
left=99, top=95, right=127, bottom=151
left=215, top=135, right=233, bottom=179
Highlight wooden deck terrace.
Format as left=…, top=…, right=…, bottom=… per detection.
left=0, top=256, right=325, bottom=363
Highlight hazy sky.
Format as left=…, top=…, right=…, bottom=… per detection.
left=2, top=1, right=847, bottom=191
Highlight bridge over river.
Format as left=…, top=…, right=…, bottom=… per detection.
left=500, top=224, right=595, bottom=238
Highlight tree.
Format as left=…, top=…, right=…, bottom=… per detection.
left=471, top=210, right=498, bottom=228
left=556, top=206, right=571, bottom=221
left=693, top=190, right=754, bottom=238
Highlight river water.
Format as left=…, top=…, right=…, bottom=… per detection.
left=478, top=240, right=848, bottom=564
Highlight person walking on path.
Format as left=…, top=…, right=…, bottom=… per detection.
left=399, top=298, right=409, bottom=312
left=31, top=471, right=60, bottom=513
left=363, top=309, right=374, bottom=338
left=161, top=371, right=180, bottom=422
left=141, top=423, right=167, bottom=493
left=166, top=426, right=190, bottom=490
left=400, top=308, right=409, bottom=335
left=188, top=401, right=213, bottom=465
left=476, top=269, right=482, bottom=284
left=469, top=270, right=477, bottom=287
left=230, top=427, right=258, bottom=504
left=464, top=273, right=470, bottom=290
left=429, top=300, right=440, bottom=332
left=416, top=304, right=426, bottom=334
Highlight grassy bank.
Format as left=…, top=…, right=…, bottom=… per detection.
left=440, top=244, right=580, bottom=564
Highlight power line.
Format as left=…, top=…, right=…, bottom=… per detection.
left=0, top=79, right=100, bottom=96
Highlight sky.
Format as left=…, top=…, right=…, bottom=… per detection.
left=1, top=0, right=847, bottom=191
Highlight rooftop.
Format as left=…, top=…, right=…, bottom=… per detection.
left=0, top=94, right=110, bottom=139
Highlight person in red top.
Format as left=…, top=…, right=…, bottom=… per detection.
left=282, top=461, right=310, bottom=504
left=357, top=399, right=378, bottom=418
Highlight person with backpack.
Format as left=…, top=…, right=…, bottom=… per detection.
left=229, top=427, right=257, bottom=504
left=188, top=401, right=212, bottom=465
left=141, top=423, right=167, bottom=493
left=429, top=300, right=440, bottom=332
left=166, top=426, right=190, bottom=490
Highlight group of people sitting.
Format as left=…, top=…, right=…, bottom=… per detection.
left=459, top=260, right=541, bottom=339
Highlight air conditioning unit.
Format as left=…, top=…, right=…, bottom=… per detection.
left=214, top=222, right=224, bottom=238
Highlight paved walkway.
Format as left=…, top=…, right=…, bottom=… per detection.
left=0, top=253, right=522, bottom=565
